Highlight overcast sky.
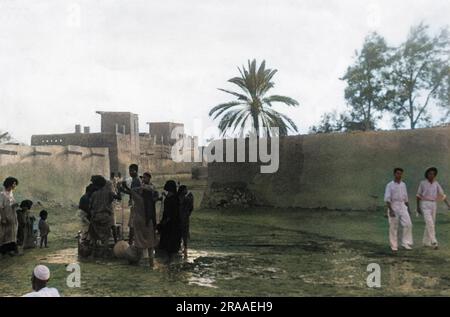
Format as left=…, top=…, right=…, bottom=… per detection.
left=1, top=0, right=449, bottom=144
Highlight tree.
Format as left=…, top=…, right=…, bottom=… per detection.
left=341, top=32, right=391, bottom=131
left=309, top=109, right=376, bottom=134
left=209, top=59, right=299, bottom=137
left=309, top=111, right=348, bottom=134
left=438, top=73, right=450, bottom=119
left=385, top=23, right=450, bottom=129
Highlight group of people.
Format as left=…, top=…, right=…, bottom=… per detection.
left=0, top=177, right=50, bottom=258
left=384, top=167, right=450, bottom=252
left=78, top=163, right=194, bottom=266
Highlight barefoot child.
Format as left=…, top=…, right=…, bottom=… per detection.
left=38, top=210, right=50, bottom=248
left=384, top=168, right=413, bottom=252
left=416, top=167, right=450, bottom=249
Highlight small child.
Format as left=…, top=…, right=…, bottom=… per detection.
left=178, top=185, right=194, bottom=257
left=38, top=210, right=50, bottom=248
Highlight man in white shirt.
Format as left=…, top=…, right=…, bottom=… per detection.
left=23, top=265, right=60, bottom=297
left=416, top=167, right=450, bottom=249
left=384, top=168, right=413, bottom=252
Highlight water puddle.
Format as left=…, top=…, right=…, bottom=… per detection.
left=188, top=276, right=218, bottom=288
left=165, top=248, right=283, bottom=289
left=34, top=247, right=283, bottom=290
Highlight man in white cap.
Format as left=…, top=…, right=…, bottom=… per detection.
left=23, top=265, right=60, bottom=297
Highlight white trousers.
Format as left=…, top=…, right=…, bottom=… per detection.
left=421, top=201, right=438, bottom=246
left=388, top=202, right=413, bottom=250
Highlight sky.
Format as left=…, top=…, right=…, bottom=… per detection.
left=0, top=0, right=449, bottom=144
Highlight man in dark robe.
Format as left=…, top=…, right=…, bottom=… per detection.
left=16, top=200, right=35, bottom=252
left=157, top=180, right=181, bottom=262
left=127, top=164, right=141, bottom=245
left=78, top=184, right=97, bottom=242
left=89, top=176, right=118, bottom=246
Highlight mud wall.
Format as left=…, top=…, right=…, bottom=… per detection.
left=139, top=157, right=199, bottom=176
left=0, top=144, right=109, bottom=204
left=206, top=127, right=450, bottom=210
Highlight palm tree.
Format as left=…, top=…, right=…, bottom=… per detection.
left=209, top=59, right=299, bottom=137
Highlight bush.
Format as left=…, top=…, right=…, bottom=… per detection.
left=191, top=166, right=201, bottom=180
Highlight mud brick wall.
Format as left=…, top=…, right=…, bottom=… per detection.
left=0, top=144, right=109, bottom=203
left=139, top=156, right=200, bottom=176
left=206, top=127, right=450, bottom=210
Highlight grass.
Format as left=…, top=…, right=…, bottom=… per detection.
left=2, top=179, right=450, bottom=296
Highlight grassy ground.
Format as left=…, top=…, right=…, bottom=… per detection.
left=2, top=180, right=450, bottom=296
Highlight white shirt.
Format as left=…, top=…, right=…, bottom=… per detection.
left=0, top=190, right=14, bottom=222
left=0, top=190, right=14, bottom=207
left=416, top=179, right=446, bottom=201
left=23, top=287, right=60, bottom=297
left=384, top=181, right=408, bottom=203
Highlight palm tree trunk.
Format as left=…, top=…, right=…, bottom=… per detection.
left=252, top=113, right=260, bottom=137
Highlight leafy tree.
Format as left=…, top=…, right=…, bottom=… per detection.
left=341, top=32, right=391, bottom=131
left=438, top=73, right=450, bottom=119
left=309, top=109, right=376, bottom=134
left=309, top=111, right=348, bottom=133
left=385, top=23, right=450, bottom=129
left=209, top=59, right=299, bottom=137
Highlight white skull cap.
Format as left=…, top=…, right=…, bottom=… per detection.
left=33, top=265, right=50, bottom=281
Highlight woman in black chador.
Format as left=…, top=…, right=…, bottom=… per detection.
left=157, top=180, right=181, bottom=261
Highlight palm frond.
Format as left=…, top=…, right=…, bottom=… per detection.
left=276, top=111, right=299, bottom=132
left=209, top=101, right=243, bottom=118
left=263, top=95, right=299, bottom=106
left=261, top=111, right=288, bottom=136
left=231, top=108, right=251, bottom=134
left=217, top=88, right=249, bottom=101
left=262, top=108, right=299, bottom=136
left=228, top=76, right=249, bottom=95
left=217, top=108, right=247, bottom=135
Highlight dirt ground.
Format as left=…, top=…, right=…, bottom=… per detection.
left=2, top=179, right=450, bottom=296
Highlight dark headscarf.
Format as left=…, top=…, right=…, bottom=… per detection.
left=164, top=180, right=177, bottom=194
left=91, top=175, right=107, bottom=189
left=20, top=200, right=33, bottom=209
left=85, top=184, right=97, bottom=196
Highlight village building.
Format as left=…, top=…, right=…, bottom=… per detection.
left=31, top=111, right=200, bottom=176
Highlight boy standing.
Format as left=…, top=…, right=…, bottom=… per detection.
left=384, top=168, right=413, bottom=252
left=38, top=210, right=50, bottom=248
left=178, top=185, right=194, bottom=258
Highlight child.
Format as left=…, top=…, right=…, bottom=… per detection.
left=38, top=210, right=50, bottom=248
left=416, top=167, right=450, bottom=249
left=178, top=185, right=194, bottom=257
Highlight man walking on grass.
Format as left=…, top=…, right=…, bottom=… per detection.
left=384, top=168, right=413, bottom=252
left=416, top=167, right=450, bottom=250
